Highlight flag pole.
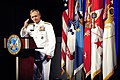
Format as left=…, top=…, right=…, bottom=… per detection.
left=16, top=57, right=19, bottom=80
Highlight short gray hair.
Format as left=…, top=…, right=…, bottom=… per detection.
left=30, top=9, right=41, bottom=16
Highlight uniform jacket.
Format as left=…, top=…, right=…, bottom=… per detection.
left=20, top=20, right=56, bottom=57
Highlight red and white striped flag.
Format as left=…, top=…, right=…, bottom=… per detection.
left=61, top=0, right=68, bottom=75
left=90, top=0, right=104, bottom=79
left=103, top=0, right=117, bottom=79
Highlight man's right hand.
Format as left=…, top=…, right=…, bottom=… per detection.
left=23, top=19, right=29, bottom=28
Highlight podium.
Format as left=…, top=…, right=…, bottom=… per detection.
left=19, top=37, right=37, bottom=80
left=3, top=34, right=37, bottom=80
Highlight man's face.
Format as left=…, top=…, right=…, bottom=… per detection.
left=30, top=11, right=41, bottom=23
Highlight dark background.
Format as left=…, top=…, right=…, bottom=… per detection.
left=0, top=0, right=63, bottom=37
left=0, top=0, right=63, bottom=79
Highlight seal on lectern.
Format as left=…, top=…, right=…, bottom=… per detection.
left=7, top=34, right=21, bottom=55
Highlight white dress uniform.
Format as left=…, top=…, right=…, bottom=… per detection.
left=20, top=20, right=56, bottom=80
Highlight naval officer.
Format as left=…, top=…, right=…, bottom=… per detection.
left=20, top=9, right=56, bottom=80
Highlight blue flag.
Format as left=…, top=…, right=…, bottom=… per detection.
left=73, top=0, right=84, bottom=76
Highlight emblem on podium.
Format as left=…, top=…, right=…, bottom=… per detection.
left=7, top=34, right=21, bottom=55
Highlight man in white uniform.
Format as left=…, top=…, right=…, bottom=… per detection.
left=20, top=9, right=56, bottom=80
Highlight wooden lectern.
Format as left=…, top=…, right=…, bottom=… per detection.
left=3, top=35, right=37, bottom=80
left=19, top=37, right=37, bottom=80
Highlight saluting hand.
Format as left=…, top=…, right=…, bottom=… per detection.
left=23, top=19, right=29, bottom=28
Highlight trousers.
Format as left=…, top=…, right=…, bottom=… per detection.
left=33, top=51, right=51, bottom=80
left=33, top=51, right=46, bottom=80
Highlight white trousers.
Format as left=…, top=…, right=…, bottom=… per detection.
left=33, top=51, right=51, bottom=80
left=42, top=59, right=51, bottom=80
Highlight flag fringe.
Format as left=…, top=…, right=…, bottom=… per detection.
left=103, top=65, right=117, bottom=80
left=91, top=68, right=101, bottom=80
left=74, top=63, right=84, bottom=75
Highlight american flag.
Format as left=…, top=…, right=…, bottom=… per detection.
left=61, top=0, right=68, bottom=75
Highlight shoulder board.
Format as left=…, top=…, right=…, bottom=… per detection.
left=44, top=22, right=51, bottom=25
